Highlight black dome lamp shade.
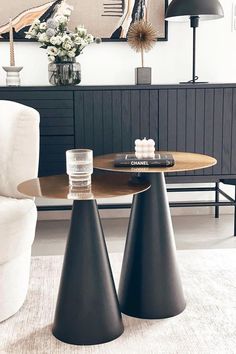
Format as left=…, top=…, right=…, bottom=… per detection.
left=165, top=0, right=224, bottom=83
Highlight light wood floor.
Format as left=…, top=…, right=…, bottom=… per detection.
left=33, top=214, right=236, bottom=256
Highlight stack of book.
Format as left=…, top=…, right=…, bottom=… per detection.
left=114, top=153, right=175, bottom=167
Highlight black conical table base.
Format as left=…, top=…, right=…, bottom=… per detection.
left=119, top=173, right=186, bottom=319
left=53, top=200, right=124, bottom=345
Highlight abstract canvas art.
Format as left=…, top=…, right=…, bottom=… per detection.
left=0, top=0, right=168, bottom=41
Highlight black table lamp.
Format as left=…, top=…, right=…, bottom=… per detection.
left=165, top=0, right=224, bottom=83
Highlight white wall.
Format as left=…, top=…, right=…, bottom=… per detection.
left=0, top=0, right=235, bottom=216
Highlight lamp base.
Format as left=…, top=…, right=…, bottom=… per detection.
left=180, top=75, right=208, bottom=85
left=179, top=81, right=208, bottom=85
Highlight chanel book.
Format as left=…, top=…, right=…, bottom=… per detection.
left=114, top=153, right=175, bottom=167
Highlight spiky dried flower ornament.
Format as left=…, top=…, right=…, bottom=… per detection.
left=127, top=20, right=157, bottom=67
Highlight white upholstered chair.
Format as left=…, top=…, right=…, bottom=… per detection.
left=0, top=100, right=40, bottom=322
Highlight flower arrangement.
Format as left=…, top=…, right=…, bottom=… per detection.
left=127, top=20, right=157, bottom=67
left=25, top=11, right=94, bottom=63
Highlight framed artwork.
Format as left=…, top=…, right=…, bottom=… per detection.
left=0, top=0, right=168, bottom=42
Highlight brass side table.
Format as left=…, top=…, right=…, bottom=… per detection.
left=18, top=172, right=150, bottom=345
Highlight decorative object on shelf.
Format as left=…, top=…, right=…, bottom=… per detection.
left=135, top=138, right=155, bottom=159
left=128, top=20, right=157, bottom=85
left=2, top=66, right=23, bottom=86
left=2, top=18, right=23, bottom=86
left=66, top=149, right=93, bottom=187
left=0, top=0, right=168, bottom=41
left=165, top=0, right=224, bottom=84
left=25, top=8, right=94, bottom=86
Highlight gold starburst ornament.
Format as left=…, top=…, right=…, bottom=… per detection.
left=128, top=20, right=157, bottom=68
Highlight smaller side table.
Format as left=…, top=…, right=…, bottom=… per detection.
left=18, top=173, right=150, bottom=345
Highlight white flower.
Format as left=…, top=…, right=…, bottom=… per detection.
left=73, top=36, right=83, bottom=45
left=64, top=8, right=72, bottom=17
left=67, top=48, right=76, bottom=58
left=25, top=16, right=94, bottom=58
left=26, top=27, right=38, bottom=37
left=32, top=19, right=40, bottom=27
left=38, top=33, right=49, bottom=43
left=31, top=29, right=38, bottom=36
left=50, top=35, right=62, bottom=45
left=25, top=27, right=38, bottom=38
left=56, top=3, right=73, bottom=17
left=77, top=38, right=87, bottom=48
left=62, top=36, right=73, bottom=50
left=55, top=15, right=68, bottom=24
left=58, top=49, right=67, bottom=57
left=86, top=34, right=94, bottom=44
left=39, top=22, right=47, bottom=30
left=76, top=26, right=87, bottom=36
left=47, top=18, right=58, bottom=29
left=63, top=41, right=73, bottom=51
left=62, top=34, right=71, bottom=42
left=47, top=46, right=59, bottom=56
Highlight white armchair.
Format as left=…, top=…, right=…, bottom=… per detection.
left=0, top=100, right=40, bottom=322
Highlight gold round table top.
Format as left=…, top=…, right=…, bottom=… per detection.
left=17, top=172, right=150, bottom=200
left=94, top=152, right=217, bottom=173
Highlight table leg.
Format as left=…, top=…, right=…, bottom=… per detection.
left=52, top=200, right=124, bottom=345
left=119, top=173, right=186, bottom=319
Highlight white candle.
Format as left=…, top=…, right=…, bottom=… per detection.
left=148, top=139, right=155, bottom=146
left=9, top=18, right=15, bottom=67
left=135, top=138, right=156, bottom=159
left=135, top=139, right=143, bottom=158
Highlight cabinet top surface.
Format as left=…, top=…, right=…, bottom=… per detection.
left=94, top=152, right=217, bottom=174
left=17, top=172, right=150, bottom=200
left=0, top=83, right=235, bottom=91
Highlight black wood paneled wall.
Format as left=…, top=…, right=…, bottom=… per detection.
left=74, top=90, right=159, bottom=155
left=0, top=84, right=236, bottom=182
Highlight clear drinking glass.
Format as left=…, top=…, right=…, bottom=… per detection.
left=66, top=149, right=93, bottom=187
left=67, top=185, right=94, bottom=200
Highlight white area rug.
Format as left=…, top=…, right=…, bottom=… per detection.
left=1, top=250, right=236, bottom=354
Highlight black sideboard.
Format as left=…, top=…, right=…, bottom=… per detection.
left=0, top=84, right=236, bottom=183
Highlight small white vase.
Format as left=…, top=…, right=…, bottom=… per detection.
left=2, top=66, right=23, bottom=86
